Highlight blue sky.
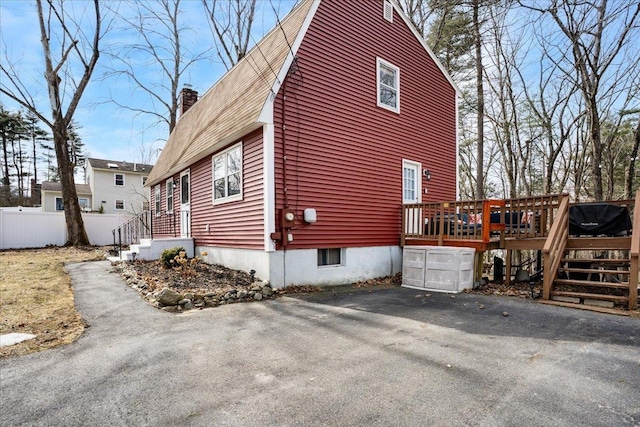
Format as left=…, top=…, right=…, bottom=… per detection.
left=0, top=0, right=296, bottom=170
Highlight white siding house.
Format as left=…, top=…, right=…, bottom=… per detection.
left=40, top=158, right=153, bottom=214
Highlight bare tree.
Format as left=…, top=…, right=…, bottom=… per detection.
left=522, top=0, right=640, bottom=200
left=104, top=0, right=209, bottom=134
left=0, top=0, right=103, bottom=245
left=202, top=0, right=256, bottom=71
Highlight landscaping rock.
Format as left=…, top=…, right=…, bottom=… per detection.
left=156, top=288, right=183, bottom=306
left=254, top=292, right=263, bottom=301
left=178, top=298, right=191, bottom=306
left=261, top=286, right=273, bottom=296
left=237, top=289, right=248, bottom=299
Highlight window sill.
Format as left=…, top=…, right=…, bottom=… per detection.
left=213, top=194, right=243, bottom=205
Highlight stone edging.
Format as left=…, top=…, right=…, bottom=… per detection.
left=114, top=262, right=281, bottom=313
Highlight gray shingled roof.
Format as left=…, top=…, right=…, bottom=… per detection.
left=41, top=181, right=92, bottom=195
left=146, top=0, right=314, bottom=186
left=88, top=158, right=154, bottom=174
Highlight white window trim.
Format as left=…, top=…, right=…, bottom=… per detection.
left=377, top=57, right=400, bottom=114
left=166, top=178, right=174, bottom=213
left=114, top=173, right=125, bottom=186
left=115, top=199, right=125, bottom=210
left=402, top=159, right=422, bottom=204
left=55, top=197, right=64, bottom=211
left=142, top=176, right=148, bottom=186
left=317, top=248, right=346, bottom=268
left=154, top=185, right=161, bottom=216
left=212, top=142, right=243, bottom=205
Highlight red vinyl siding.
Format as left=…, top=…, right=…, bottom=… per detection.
left=189, top=129, right=265, bottom=249
left=273, top=0, right=456, bottom=249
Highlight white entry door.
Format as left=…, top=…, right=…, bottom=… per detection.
left=403, top=160, right=422, bottom=235
left=180, top=170, right=190, bottom=237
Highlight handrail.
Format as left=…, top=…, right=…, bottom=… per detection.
left=542, top=195, right=570, bottom=300
left=628, top=189, right=640, bottom=309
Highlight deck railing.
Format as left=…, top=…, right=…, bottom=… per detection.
left=542, top=195, right=570, bottom=299
left=402, top=194, right=566, bottom=246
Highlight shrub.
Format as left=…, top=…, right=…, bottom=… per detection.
left=160, top=246, right=185, bottom=269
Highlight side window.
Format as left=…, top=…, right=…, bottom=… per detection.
left=55, top=197, right=64, bottom=211
left=166, top=179, right=174, bottom=213
left=377, top=58, right=400, bottom=113
left=115, top=199, right=125, bottom=210
left=114, top=173, right=125, bottom=186
left=213, top=142, right=242, bottom=204
left=154, top=185, right=161, bottom=214
left=402, top=160, right=421, bottom=204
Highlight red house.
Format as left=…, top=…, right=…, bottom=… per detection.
left=145, top=0, right=458, bottom=286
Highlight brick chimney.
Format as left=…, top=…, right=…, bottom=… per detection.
left=180, top=86, right=198, bottom=116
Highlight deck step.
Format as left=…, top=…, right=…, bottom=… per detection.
left=557, top=267, right=629, bottom=275
left=538, top=300, right=630, bottom=316
left=553, top=279, right=630, bottom=289
left=550, top=291, right=628, bottom=303
left=560, top=258, right=630, bottom=264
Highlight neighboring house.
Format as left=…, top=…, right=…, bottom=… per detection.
left=41, top=158, right=153, bottom=214
left=85, top=158, right=153, bottom=214
left=41, top=182, right=93, bottom=213
left=146, top=0, right=458, bottom=286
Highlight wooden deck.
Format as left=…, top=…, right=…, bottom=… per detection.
left=402, top=192, right=639, bottom=311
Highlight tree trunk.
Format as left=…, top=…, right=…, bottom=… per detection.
left=626, top=118, right=640, bottom=199
left=473, top=0, right=485, bottom=199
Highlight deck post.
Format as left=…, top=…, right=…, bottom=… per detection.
left=505, top=249, right=512, bottom=285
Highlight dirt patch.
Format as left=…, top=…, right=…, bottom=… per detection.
left=0, top=246, right=107, bottom=359
left=124, top=259, right=255, bottom=294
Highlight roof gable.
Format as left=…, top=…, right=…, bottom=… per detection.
left=147, top=0, right=457, bottom=186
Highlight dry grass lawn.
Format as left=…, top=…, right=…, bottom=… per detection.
left=0, top=246, right=106, bottom=359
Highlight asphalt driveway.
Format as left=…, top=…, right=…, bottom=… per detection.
left=1, top=261, right=639, bottom=426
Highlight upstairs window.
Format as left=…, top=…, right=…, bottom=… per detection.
left=377, top=58, right=400, bottom=113
left=213, top=143, right=242, bottom=204
left=114, top=173, right=125, bottom=186
left=166, top=179, right=174, bottom=213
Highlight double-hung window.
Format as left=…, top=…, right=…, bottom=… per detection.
left=377, top=58, right=400, bottom=113
left=115, top=199, right=125, bottom=210
left=166, top=179, right=174, bottom=213
left=114, top=173, right=125, bottom=186
left=213, top=143, right=242, bottom=203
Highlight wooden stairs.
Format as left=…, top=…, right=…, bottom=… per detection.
left=543, top=248, right=635, bottom=314
left=542, top=192, right=639, bottom=314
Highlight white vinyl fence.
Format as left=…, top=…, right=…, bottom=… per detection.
left=0, top=210, right=129, bottom=249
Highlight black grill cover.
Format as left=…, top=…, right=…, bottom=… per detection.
left=569, top=203, right=632, bottom=236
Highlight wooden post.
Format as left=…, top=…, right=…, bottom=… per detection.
left=505, top=249, right=512, bottom=285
